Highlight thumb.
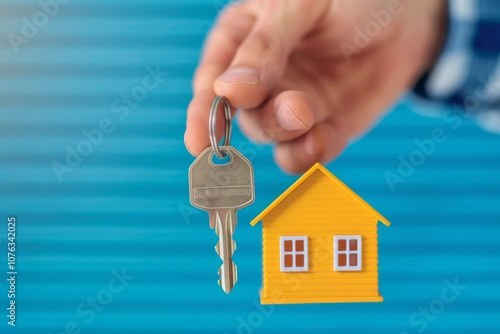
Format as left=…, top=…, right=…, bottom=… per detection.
left=214, top=0, right=329, bottom=109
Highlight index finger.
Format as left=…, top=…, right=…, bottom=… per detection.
left=185, top=3, right=255, bottom=156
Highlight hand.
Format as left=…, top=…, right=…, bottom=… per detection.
left=184, top=0, right=446, bottom=173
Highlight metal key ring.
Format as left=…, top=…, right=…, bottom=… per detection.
left=209, top=95, right=232, bottom=159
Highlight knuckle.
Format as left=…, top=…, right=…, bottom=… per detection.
left=242, top=31, right=279, bottom=60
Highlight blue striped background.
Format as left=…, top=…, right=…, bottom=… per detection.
left=0, top=1, right=499, bottom=333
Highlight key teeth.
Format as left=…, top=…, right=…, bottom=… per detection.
left=213, top=209, right=238, bottom=294
left=215, top=241, right=235, bottom=259
left=215, top=242, right=220, bottom=256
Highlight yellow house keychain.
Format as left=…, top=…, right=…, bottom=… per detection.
left=250, top=163, right=391, bottom=304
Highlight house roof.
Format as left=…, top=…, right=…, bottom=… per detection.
left=250, top=163, right=391, bottom=227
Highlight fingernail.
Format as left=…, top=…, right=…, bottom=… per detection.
left=218, top=67, right=260, bottom=85
left=276, top=100, right=306, bottom=131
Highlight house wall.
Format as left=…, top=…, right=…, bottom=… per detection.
left=261, top=170, right=382, bottom=304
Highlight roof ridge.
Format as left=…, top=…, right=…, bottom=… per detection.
left=249, top=163, right=391, bottom=227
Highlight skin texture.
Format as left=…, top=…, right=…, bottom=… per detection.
left=185, top=0, right=446, bottom=173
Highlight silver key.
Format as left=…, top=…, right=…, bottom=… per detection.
left=188, top=146, right=255, bottom=293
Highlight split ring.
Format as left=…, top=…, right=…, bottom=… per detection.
left=209, top=96, right=232, bottom=159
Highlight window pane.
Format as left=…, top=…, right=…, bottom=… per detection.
left=338, top=253, right=346, bottom=266
left=284, top=254, right=293, bottom=267
left=281, top=236, right=308, bottom=272
left=349, top=239, right=358, bottom=251
left=349, top=253, right=357, bottom=266
left=296, top=254, right=304, bottom=267
left=338, top=239, right=346, bottom=251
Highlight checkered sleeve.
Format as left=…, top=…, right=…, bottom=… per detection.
left=413, top=0, right=500, bottom=132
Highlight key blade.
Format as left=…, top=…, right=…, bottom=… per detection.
left=218, top=263, right=238, bottom=294
left=210, top=210, right=216, bottom=229
left=214, top=210, right=238, bottom=293
left=214, top=240, right=236, bottom=256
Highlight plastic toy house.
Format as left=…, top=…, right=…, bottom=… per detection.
left=250, top=163, right=390, bottom=304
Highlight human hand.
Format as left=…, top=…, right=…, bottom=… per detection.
left=184, top=0, right=446, bottom=173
